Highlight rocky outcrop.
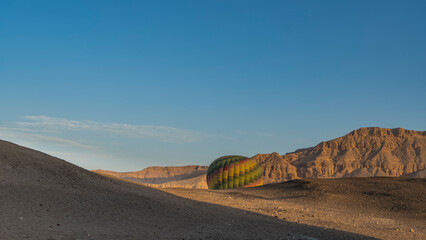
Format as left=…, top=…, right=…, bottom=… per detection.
left=254, top=127, right=425, bottom=183
left=251, top=152, right=299, bottom=183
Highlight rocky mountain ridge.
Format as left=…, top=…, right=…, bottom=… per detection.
left=255, top=127, right=425, bottom=183
left=93, top=127, right=425, bottom=188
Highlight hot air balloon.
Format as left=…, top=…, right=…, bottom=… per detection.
left=206, top=155, right=264, bottom=190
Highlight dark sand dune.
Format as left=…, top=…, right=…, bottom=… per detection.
left=0, top=140, right=375, bottom=239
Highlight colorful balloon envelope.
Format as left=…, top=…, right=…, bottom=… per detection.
left=206, top=155, right=264, bottom=190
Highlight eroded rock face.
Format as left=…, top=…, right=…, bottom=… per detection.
left=253, top=128, right=426, bottom=183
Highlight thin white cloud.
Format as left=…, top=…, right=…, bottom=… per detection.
left=0, top=127, right=96, bottom=150
left=16, top=115, right=204, bottom=143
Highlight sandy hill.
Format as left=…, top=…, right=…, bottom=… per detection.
left=93, top=165, right=208, bottom=189
left=255, top=127, right=426, bottom=183
left=2, top=140, right=373, bottom=239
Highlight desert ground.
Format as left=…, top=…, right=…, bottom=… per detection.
left=0, top=174, right=380, bottom=240
left=164, top=178, right=426, bottom=240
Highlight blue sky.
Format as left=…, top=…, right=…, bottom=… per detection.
left=1, top=1, right=425, bottom=171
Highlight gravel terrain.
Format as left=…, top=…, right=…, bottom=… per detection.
left=164, top=178, right=426, bottom=240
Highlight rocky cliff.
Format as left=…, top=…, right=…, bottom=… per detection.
left=254, top=127, right=426, bottom=183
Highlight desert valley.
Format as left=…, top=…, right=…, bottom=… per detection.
left=1, top=127, right=425, bottom=239
left=3, top=1, right=426, bottom=239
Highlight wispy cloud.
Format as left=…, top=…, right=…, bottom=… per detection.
left=0, top=127, right=96, bottom=150
left=16, top=115, right=204, bottom=143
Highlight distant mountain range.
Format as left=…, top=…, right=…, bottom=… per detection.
left=93, top=127, right=426, bottom=188
left=93, top=165, right=208, bottom=189
left=255, top=127, right=425, bottom=183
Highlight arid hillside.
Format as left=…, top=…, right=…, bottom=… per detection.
left=255, top=127, right=425, bottom=183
